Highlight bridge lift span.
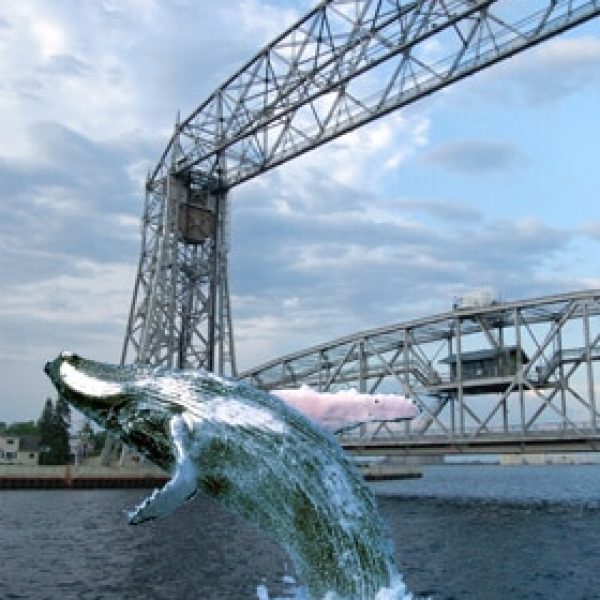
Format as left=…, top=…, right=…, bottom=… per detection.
left=120, top=0, right=600, bottom=377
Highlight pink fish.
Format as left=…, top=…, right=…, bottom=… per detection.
left=273, top=385, right=417, bottom=433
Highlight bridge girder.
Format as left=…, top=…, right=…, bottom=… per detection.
left=157, top=0, right=600, bottom=188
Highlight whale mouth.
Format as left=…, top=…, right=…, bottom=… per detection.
left=44, top=352, right=131, bottom=426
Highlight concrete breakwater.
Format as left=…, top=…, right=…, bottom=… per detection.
left=0, top=462, right=421, bottom=489
left=0, top=464, right=169, bottom=489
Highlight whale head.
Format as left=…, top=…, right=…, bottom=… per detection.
left=45, top=351, right=128, bottom=415
left=44, top=351, right=175, bottom=468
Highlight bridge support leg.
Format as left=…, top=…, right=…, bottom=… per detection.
left=583, top=302, right=597, bottom=431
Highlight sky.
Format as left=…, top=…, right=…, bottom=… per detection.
left=0, top=1, right=599, bottom=424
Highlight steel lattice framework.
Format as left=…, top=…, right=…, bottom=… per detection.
left=122, top=0, right=600, bottom=373
left=240, top=290, right=600, bottom=453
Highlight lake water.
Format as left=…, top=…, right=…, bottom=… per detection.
left=1, top=464, right=599, bottom=599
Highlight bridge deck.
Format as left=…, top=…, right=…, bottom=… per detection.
left=342, top=430, right=600, bottom=456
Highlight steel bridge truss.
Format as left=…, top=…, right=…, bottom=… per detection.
left=240, top=290, right=600, bottom=453
left=154, top=0, right=600, bottom=188
left=121, top=0, right=600, bottom=372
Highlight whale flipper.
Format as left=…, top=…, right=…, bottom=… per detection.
left=129, top=415, right=198, bottom=525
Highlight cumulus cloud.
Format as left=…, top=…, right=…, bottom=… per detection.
left=463, top=36, right=600, bottom=106
left=230, top=158, right=586, bottom=368
left=423, top=140, right=523, bottom=174
left=0, top=260, right=135, bottom=325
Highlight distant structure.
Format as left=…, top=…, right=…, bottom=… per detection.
left=120, top=1, right=600, bottom=375
left=0, top=433, right=40, bottom=466
left=453, top=288, right=500, bottom=311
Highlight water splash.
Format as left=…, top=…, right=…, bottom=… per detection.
left=256, top=574, right=309, bottom=600
left=45, top=352, right=413, bottom=599
left=257, top=574, right=411, bottom=600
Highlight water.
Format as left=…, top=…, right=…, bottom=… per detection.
left=374, top=465, right=600, bottom=599
left=2, top=465, right=599, bottom=599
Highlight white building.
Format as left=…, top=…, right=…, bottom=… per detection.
left=0, top=434, right=40, bottom=465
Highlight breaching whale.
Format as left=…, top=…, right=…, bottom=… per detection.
left=44, top=352, right=409, bottom=599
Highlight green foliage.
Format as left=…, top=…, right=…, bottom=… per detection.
left=52, top=395, right=71, bottom=464
left=37, top=397, right=71, bottom=465
left=5, top=421, right=39, bottom=436
left=38, top=398, right=54, bottom=464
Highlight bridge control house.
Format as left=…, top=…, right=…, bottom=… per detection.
left=440, top=346, right=530, bottom=394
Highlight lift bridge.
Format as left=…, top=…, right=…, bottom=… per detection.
left=118, top=1, right=600, bottom=455
left=240, top=290, right=600, bottom=455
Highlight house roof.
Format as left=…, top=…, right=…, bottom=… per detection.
left=18, top=435, right=41, bottom=453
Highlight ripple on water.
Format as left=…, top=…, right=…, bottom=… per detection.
left=2, top=464, right=600, bottom=599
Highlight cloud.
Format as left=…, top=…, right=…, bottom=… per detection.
left=229, top=154, right=585, bottom=368
left=422, top=140, right=523, bottom=175
left=0, top=122, right=150, bottom=288
left=0, top=0, right=302, bottom=161
left=391, top=199, right=483, bottom=224
left=0, top=260, right=135, bottom=325
left=221, top=0, right=300, bottom=44
left=37, top=53, right=91, bottom=77
left=465, top=36, right=600, bottom=106
left=581, top=220, right=600, bottom=240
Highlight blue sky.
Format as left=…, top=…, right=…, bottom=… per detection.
left=0, top=1, right=598, bottom=424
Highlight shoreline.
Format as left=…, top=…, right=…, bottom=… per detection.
left=0, top=464, right=169, bottom=489
left=0, top=463, right=422, bottom=489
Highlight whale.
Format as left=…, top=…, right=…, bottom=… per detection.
left=272, top=386, right=416, bottom=433
left=44, top=352, right=408, bottom=600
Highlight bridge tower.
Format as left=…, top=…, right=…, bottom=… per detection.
left=121, top=119, right=236, bottom=375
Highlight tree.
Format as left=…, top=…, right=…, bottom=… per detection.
left=38, top=398, right=55, bottom=465
left=5, top=421, right=39, bottom=436
left=52, top=396, right=71, bottom=465
left=37, top=397, right=71, bottom=465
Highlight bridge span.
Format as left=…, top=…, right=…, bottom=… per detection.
left=240, top=289, right=600, bottom=455
left=341, top=427, right=600, bottom=457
